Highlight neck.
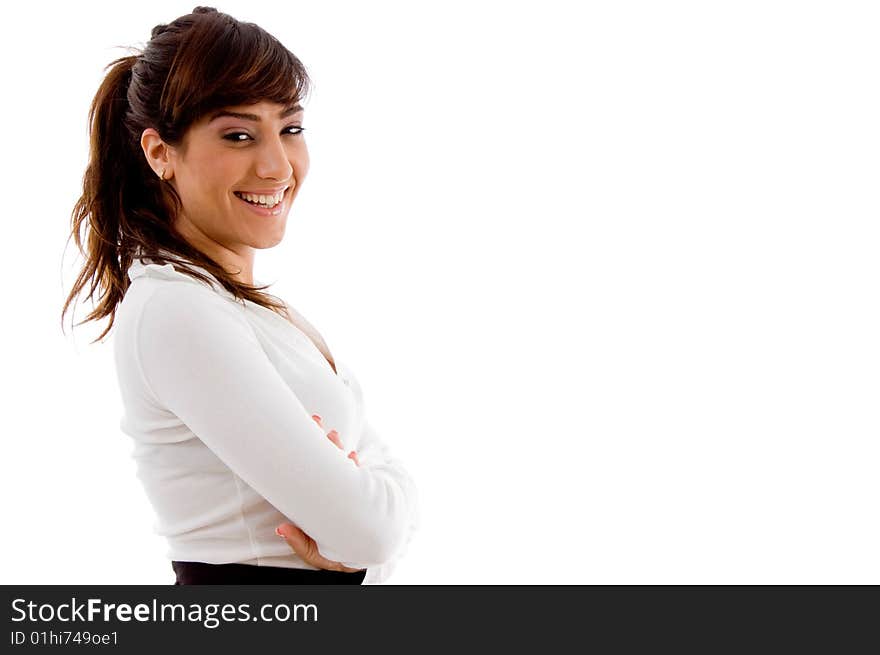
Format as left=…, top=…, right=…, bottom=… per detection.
left=173, top=217, right=255, bottom=285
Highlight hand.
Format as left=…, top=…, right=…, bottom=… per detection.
left=274, top=413, right=364, bottom=572
left=275, top=523, right=365, bottom=573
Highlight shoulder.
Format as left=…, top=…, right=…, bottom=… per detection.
left=147, top=280, right=248, bottom=326
left=119, top=276, right=254, bottom=352
left=126, top=256, right=238, bottom=302
left=120, top=272, right=231, bottom=315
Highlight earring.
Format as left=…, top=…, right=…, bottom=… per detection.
left=160, top=168, right=166, bottom=181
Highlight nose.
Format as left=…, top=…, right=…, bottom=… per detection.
left=254, top=133, right=295, bottom=182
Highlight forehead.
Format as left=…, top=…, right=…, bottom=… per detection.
left=204, top=102, right=304, bottom=125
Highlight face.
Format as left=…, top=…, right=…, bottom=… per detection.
left=141, top=100, right=309, bottom=274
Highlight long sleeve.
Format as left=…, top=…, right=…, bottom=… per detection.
left=355, top=420, right=421, bottom=584
left=134, top=283, right=415, bottom=569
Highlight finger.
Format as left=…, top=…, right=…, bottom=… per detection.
left=275, top=523, right=363, bottom=573
left=314, top=414, right=344, bottom=450
left=276, top=524, right=363, bottom=573
left=276, top=524, right=334, bottom=568
left=326, top=429, right=344, bottom=450
left=276, top=524, right=315, bottom=560
left=348, top=450, right=360, bottom=467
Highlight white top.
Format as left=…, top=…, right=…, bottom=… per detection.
left=112, top=252, right=420, bottom=584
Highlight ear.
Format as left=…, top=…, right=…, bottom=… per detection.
left=140, top=127, right=174, bottom=181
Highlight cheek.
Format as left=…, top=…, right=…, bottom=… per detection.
left=294, top=152, right=310, bottom=180
left=191, top=153, right=237, bottom=192
left=203, top=174, right=235, bottom=203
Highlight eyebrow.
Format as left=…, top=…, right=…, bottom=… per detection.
left=208, top=104, right=304, bottom=123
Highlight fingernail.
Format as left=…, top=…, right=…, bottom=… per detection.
left=275, top=527, right=285, bottom=538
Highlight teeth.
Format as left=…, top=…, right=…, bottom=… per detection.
left=235, top=188, right=286, bottom=207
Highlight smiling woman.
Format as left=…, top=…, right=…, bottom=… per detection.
left=138, top=95, right=309, bottom=278
left=60, top=6, right=420, bottom=585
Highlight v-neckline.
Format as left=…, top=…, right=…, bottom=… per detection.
left=312, top=338, right=338, bottom=375
left=300, top=331, right=338, bottom=376
left=273, top=300, right=339, bottom=376
left=278, top=307, right=339, bottom=376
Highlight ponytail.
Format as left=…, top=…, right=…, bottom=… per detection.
left=62, top=54, right=139, bottom=343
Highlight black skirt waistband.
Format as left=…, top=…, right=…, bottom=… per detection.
left=172, top=560, right=367, bottom=585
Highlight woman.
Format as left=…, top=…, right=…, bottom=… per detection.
left=61, top=6, right=419, bottom=585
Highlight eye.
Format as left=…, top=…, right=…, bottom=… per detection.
left=222, top=126, right=306, bottom=142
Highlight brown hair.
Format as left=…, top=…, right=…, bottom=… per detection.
left=61, top=6, right=311, bottom=343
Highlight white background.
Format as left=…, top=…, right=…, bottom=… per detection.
left=1, top=0, right=878, bottom=584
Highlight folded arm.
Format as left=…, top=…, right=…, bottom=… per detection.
left=136, top=284, right=416, bottom=568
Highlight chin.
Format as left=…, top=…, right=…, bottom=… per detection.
left=251, top=229, right=286, bottom=250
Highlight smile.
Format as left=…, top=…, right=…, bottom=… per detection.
left=232, top=186, right=291, bottom=215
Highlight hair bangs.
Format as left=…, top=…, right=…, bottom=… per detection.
left=165, top=18, right=310, bottom=134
